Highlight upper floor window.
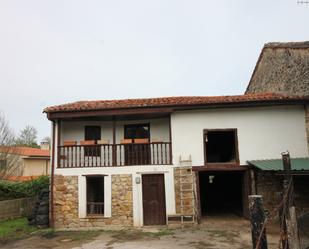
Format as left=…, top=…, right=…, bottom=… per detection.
left=85, top=126, right=101, bottom=141
left=204, top=129, right=239, bottom=164
left=124, top=123, right=150, bottom=140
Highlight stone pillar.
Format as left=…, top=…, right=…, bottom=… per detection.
left=53, top=175, right=79, bottom=228
left=111, top=174, right=133, bottom=226
left=174, top=167, right=195, bottom=214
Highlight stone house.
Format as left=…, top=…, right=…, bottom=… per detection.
left=44, top=93, right=309, bottom=229
left=245, top=41, right=309, bottom=216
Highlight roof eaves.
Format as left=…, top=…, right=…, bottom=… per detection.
left=45, top=97, right=309, bottom=120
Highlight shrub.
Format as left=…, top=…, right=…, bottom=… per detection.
left=0, top=176, right=49, bottom=200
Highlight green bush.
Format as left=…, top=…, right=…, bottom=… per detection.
left=0, top=176, right=49, bottom=200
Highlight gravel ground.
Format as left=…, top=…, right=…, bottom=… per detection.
left=1, top=215, right=283, bottom=249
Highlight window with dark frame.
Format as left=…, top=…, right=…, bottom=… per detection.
left=86, top=176, right=104, bottom=215
left=124, top=123, right=150, bottom=140
left=204, top=129, right=239, bottom=164
left=84, top=126, right=101, bottom=157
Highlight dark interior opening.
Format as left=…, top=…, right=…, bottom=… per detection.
left=199, top=171, right=243, bottom=216
left=86, top=176, right=104, bottom=215
left=205, top=130, right=237, bottom=163
left=84, top=126, right=101, bottom=156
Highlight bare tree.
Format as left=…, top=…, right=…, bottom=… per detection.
left=15, top=125, right=39, bottom=148
left=0, top=113, right=20, bottom=179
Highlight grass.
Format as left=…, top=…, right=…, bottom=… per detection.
left=0, top=217, right=38, bottom=243
left=0, top=218, right=103, bottom=245
left=0, top=218, right=174, bottom=246
left=39, top=229, right=102, bottom=241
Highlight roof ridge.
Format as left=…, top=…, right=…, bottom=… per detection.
left=264, top=41, right=309, bottom=49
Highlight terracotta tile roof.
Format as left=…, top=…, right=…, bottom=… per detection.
left=5, top=176, right=41, bottom=182
left=44, top=93, right=307, bottom=113
left=17, top=147, right=50, bottom=157
left=0, top=147, right=50, bottom=157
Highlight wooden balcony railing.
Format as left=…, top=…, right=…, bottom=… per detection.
left=57, top=142, right=172, bottom=168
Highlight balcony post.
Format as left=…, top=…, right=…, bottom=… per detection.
left=169, top=114, right=172, bottom=164
left=112, top=117, right=116, bottom=166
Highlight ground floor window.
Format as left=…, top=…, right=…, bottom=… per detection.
left=86, top=176, right=104, bottom=215
left=204, top=129, right=239, bottom=164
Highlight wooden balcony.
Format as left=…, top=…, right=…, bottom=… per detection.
left=57, top=142, right=172, bottom=168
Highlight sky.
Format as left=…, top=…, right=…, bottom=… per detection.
left=0, top=0, right=308, bottom=142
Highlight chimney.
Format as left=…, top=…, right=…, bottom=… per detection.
left=40, top=141, right=50, bottom=151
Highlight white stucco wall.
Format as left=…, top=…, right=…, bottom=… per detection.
left=60, top=118, right=170, bottom=145
left=23, top=158, right=50, bottom=176
left=171, top=105, right=308, bottom=166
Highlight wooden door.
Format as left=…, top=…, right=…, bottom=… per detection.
left=124, top=124, right=151, bottom=165
left=142, top=174, right=166, bottom=225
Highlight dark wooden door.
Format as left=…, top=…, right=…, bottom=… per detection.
left=142, top=174, right=166, bottom=225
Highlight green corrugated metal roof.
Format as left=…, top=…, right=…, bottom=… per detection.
left=248, top=158, right=309, bottom=171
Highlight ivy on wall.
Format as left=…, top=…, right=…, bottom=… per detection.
left=0, top=176, right=49, bottom=201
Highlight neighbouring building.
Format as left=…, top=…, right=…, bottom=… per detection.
left=0, top=147, right=50, bottom=179
left=44, top=93, right=309, bottom=229
left=245, top=41, right=309, bottom=216
left=245, top=42, right=309, bottom=96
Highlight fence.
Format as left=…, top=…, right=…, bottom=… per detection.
left=0, top=197, right=37, bottom=220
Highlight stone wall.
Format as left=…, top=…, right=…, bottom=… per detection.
left=53, top=174, right=133, bottom=229
left=53, top=175, right=79, bottom=228
left=245, top=45, right=309, bottom=154
left=174, top=167, right=196, bottom=215
left=256, top=171, right=309, bottom=217
left=246, top=46, right=309, bottom=96
left=111, top=174, right=133, bottom=226
left=256, top=171, right=283, bottom=213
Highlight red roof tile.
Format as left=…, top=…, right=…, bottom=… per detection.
left=5, top=176, right=41, bottom=182
left=17, top=147, right=50, bottom=157
left=44, top=93, right=308, bottom=114
left=0, top=147, right=50, bottom=157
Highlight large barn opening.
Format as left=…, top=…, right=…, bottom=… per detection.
left=198, top=171, right=244, bottom=218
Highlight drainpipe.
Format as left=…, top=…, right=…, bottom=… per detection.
left=50, top=121, right=56, bottom=228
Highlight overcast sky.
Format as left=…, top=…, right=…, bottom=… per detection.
left=0, top=0, right=308, bottom=142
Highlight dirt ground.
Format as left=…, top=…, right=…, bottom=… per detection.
left=0, top=215, right=283, bottom=249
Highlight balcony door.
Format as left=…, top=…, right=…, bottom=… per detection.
left=84, top=126, right=101, bottom=156
left=124, top=123, right=150, bottom=165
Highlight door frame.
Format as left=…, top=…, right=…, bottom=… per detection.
left=141, top=173, right=167, bottom=226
